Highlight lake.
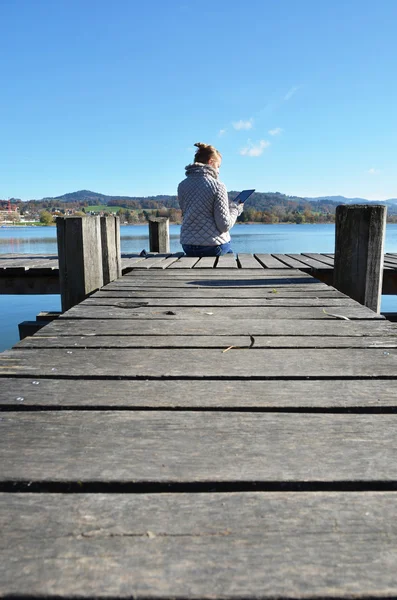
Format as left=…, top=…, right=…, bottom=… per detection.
left=1, top=223, right=397, bottom=352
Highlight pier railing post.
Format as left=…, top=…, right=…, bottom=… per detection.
left=56, top=216, right=103, bottom=312
left=334, top=204, right=387, bottom=313
left=148, top=217, right=170, bottom=253
left=101, top=215, right=122, bottom=285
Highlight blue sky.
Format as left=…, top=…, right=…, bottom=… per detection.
left=0, top=0, right=396, bottom=200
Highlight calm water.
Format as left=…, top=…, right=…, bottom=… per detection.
left=1, top=223, right=397, bottom=352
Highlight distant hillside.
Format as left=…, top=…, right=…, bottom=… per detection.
left=7, top=190, right=396, bottom=220
left=306, top=195, right=397, bottom=208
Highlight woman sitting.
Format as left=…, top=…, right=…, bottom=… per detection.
left=178, top=142, right=243, bottom=257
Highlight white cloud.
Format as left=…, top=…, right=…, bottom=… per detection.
left=218, top=129, right=227, bottom=136
left=268, top=127, right=283, bottom=136
left=232, top=118, right=253, bottom=130
left=368, top=168, right=381, bottom=175
left=240, top=140, right=270, bottom=157
left=284, top=86, right=299, bottom=101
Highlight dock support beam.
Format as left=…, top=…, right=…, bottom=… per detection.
left=57, top=216, right=104, bottom=312
left=101, top=216, right=122, bottom=285
left=148, top=217, right=170, bottom=253
left=334, top=204, right=387, bottom=313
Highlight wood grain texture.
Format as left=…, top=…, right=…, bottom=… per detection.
left=58, top=304, right=383, bottom=320
left=334, top=204, right=387, bottom=312
left=2, top=377, right=397, bottom=408
left=254, top=254, right=290, bottom=268
left=1, top=347, right=397, bottom=377
left=2, top=411, right=397, bottom=482
left=92, top=288, right=348, bottom=298
left=2, top=492, right=397, bottom=598
left=122, top=268, right=305, bottom=277
left=216, top=254, right=238, bottom=268
left=167, top=257, right=201, bottom=268
left=287, top=254, right=334, bottom=270
left=193, top=257, right=217, bottom=268
left=18, top=334, right=397, bottom=350
left=34, top=317, right=397, bottom=336
left=82, top=297, right=360, bottom=308
left=236, top=254, right=262, bottom=268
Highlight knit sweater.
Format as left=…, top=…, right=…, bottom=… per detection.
left=177, top=163, right=243, bottom=246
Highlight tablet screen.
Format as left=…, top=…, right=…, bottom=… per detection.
left=234, top=189, right=255, bottom=204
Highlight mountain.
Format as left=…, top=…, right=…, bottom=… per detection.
left=306, top=195, right=397, bottom=207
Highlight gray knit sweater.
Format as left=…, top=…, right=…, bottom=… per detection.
left=177, top=163, right=243, bottom=246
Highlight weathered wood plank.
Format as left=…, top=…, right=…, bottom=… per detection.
left=167, top=257, right=201, bottom=268
left=192, top=257, right=217, bottom=268
left=123, top=268, right=304, bottom=278
left=1, top=347, right=396, bottom=377
left=2, top=492, right=397, bottom=598
left=82, top=297, right=360, bottom=308
left=93, top=288, right=347, bottom=299
left=237, top=254, right=263, bottom=269
left=271, top=254, right=309, bottom=269
left=254, top=254, right=290, bottom=269
left=334, top=204, right=387, bottom=313
left=17, top=334, right=397, bottom=349
left=2, top=412, right=397, bottom=482
left=151, top=254, right=184, bottom=269
left=131, top=254, right=171, bottom=269
left=216, top=254, right=238, bottom=268
left=104, top=278, right=324, bottom=289
left=58, top=304, right=383, bottom=320
left=287, top=254, right=334, bottom=270
left=34, top=317, right=397, bottom=336
left=2, top=378, right=397, bottom=408
left=301, top=253, right=335, bottom=266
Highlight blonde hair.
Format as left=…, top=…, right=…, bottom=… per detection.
left=194, top=142, right=222, bottom=165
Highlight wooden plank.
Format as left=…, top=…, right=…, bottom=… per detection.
left=2, top=347, right=396, bottom=378
left=102, top=282, right=333, bottom=292
left=132, top=255, right=171, bottom=269
left=92, top=289, right=349, bottom=299
left=2, top=412, right=397, bottom=482
left=17, top=334, right=397, bottom=350
left=301, top=253, right=335, bottom=266
left=71, top=280, right=327, bottom=291
left=254, top=254, right=290, bottom=269
left=35, top=317, right=397, bottom=336
left=2, top=377, right=397, bottom=408
left=81, top=296, right=360, bottom=307
left=287, top=254, right=334, bottom=270
left=167, top=257, right=201, bottom=268
left=2, top=492, right=397, bottom=598
left=151, top=254, right=184, bottom=269
left=0, top=273, right=60, bottom=295
left=192, top=257, right=217, bottom=268
left=120, top=256, right=147, bottom=269
left=271, top=254, right=309, bottom=269
left=119, top=268, right=311, bottom=278
left=58, top=304, right=383, bottom=320
left=216, top=254, right=238, bottom=268
left=237, top=254, right=263, bottom=269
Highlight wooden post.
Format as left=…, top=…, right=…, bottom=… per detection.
left=56, top=216, right=103, bottom=312
left=148, top=217, right=170, bottom=253
left=101, top=215, right=122, bottom=285
left=334, top=204, right=387, bottom=313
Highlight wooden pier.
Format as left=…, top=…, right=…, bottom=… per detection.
left=1, top=251, right=397, bottom=294
left=1, top=261, right=397, bottom=598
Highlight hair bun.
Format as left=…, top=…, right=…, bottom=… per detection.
left=194, top=142, right=208, bottom=149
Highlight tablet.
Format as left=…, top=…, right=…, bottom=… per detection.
left=233, top=189, right=255, bottom=204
